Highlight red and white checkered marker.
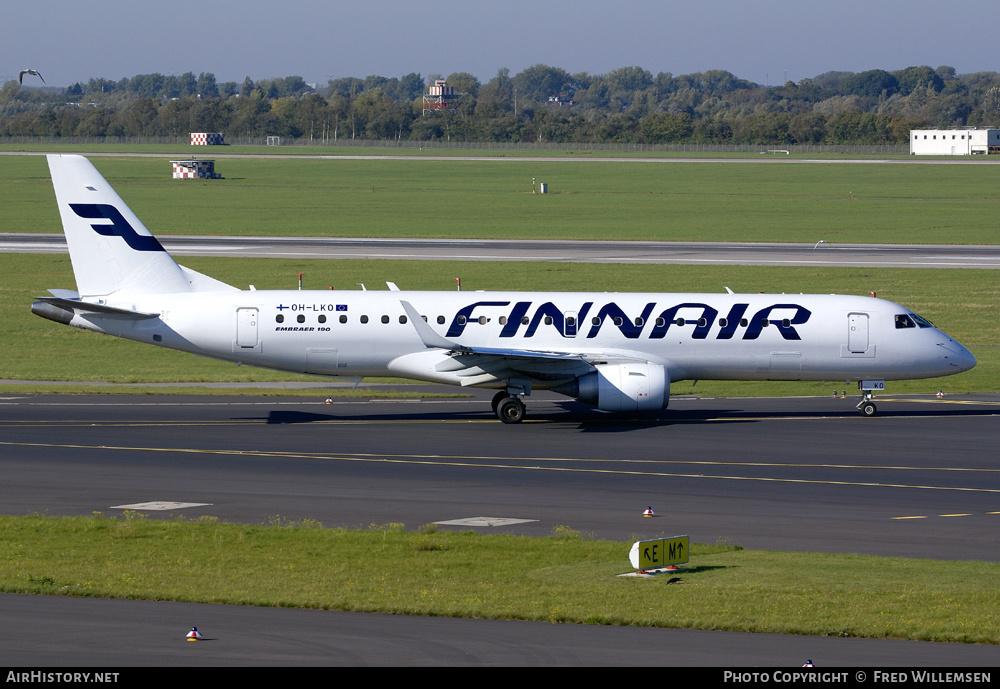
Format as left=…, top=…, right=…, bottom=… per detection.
left=186, top=627, right=203, bottom=641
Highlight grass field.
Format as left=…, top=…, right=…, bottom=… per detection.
left=5, top=153, right=1000, bottom=244
left=3, top=514, right=998, bottom=643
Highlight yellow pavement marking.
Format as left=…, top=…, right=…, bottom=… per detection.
left=2, top=439, right=1000, bottom=495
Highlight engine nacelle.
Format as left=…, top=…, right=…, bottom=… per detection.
left=573, top=363, right=669, bottom=412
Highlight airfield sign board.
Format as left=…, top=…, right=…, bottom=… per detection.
left=629, top=535, right=690, bottom=570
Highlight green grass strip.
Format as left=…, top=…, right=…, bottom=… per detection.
left=2, top=514, right=997, bottom=643
left=7, top=152, right=1000, bottom=244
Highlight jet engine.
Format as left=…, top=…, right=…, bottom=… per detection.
left=559, top=363, right=669, bottom=412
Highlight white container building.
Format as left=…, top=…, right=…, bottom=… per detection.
left=910, top=128, right=1000, bottom=155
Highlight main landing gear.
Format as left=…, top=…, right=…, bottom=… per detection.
left=491, top=390, right=526, bottom=424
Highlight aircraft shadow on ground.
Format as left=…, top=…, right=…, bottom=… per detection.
left=246, top=403, right=995, bottom=427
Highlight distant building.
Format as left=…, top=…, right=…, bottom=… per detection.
left=546, top=95, right=574, bottom=107
left=910, top=128, right=1000, bottom=155
left=190, top=132, right=225, bottom=145
left=171, top=159, right=220, bottom=179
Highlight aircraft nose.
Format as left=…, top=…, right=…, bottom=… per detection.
left=939, top=339, right=977, bottom=373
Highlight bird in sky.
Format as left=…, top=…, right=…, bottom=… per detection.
left=19, top=69, right=44, bottom=84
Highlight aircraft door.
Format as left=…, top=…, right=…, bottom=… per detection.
left=236, top=308, right=259, bottom=348
left=848, top=313, right=869, bottom=353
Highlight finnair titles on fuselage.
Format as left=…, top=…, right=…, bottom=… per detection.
left=32, top=155, right=976, bottom=423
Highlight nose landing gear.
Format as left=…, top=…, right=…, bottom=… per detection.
left=856, top=380, right=884, bottom=417
left=857, top=394, right=877, bottom=417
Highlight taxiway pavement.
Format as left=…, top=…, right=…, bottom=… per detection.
left=3, top=233, right=999, bottom=269
left=1, top=392, right=998, bottom=665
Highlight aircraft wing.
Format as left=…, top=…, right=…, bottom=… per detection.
left=399, top=300, right=642, bottom=386
left=401, top=300, right=588, bottom=360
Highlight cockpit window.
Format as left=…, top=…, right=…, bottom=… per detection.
left=897, top=312, right=933, bottom=329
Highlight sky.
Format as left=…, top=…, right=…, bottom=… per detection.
left=5, top=0, right=999, bottom=88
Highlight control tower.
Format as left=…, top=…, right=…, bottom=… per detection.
left=422, top=79, right=457, bottom=116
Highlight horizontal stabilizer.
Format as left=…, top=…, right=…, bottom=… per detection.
left=32, top=296, right=159, bottom=319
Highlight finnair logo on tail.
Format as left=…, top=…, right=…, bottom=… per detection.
left=69, top=203, right=165, bottom=252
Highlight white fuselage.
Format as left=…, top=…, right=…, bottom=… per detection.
left=67, top=289, right=976, bottom=387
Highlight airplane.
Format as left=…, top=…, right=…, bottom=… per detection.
left=32, top=154, right=977, bottom=424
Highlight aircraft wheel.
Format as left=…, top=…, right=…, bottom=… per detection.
left=859, top=401, right=877, bottom=417
left=497, top=397, right=526, bottom=424
left=491, top=390, right=508, bottom=415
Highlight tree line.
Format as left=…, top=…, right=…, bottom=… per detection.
left=3, top=64, right=1000, bottom=145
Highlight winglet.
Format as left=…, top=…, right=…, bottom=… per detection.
left=400, top=301, right=465, bottom=350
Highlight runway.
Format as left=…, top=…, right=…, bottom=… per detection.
left=3, top=233, right=999, bottom=269
left=2, top=391, right=998, bottom=665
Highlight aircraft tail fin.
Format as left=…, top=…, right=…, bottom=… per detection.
left=47, top=154, right=234, bottom=298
